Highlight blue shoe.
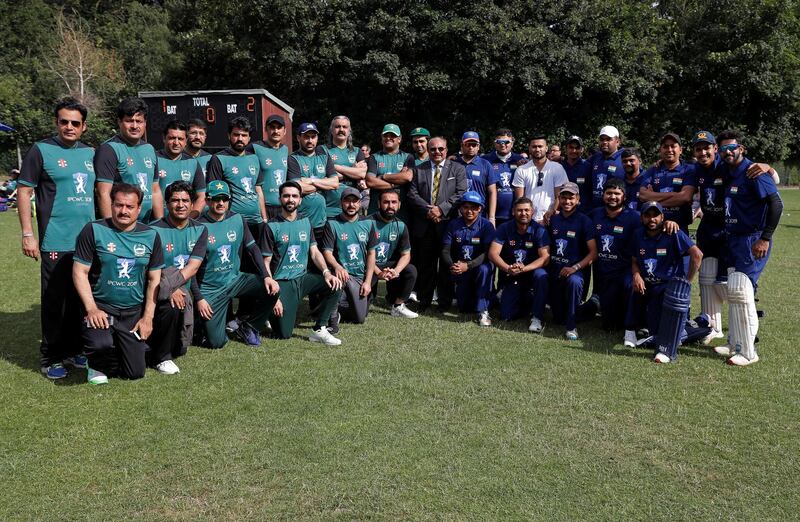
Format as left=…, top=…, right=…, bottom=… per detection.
left=87, top=368, right=108, bottom=385
left=42, top=363, right=67, bottom=380
left=235, top=321, right=261, bottom=346
left=64, top=354, right=88, bottom=369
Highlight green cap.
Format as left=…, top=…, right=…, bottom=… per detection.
left=207, top=180, right=231, bottom=199
left=381, top=123, right=401, bottom=136
left=409, top=127, right=430, bottom=138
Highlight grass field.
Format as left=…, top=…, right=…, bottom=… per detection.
left=2, top=191, right=799, bottom=520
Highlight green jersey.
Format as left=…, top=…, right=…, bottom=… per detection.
left=193, top=150, right=212, bottom=177
left=94, top=135, right=159, bottom=222
left=19, top=137, right=96, bottom=252
left=196, top=211, right=259, bottom=295
left=156, top=151, right=206, bottom=210
left=249, top=141, right=288, bottom=207
left=321, top=214, right=375, bottom=279
left=366, top=151, right=415, bottom=221
left=264, top=215, right=315, bottom=281
left=322, top=145, right=367, bottom=218
left=150, top=217, right=208, bottom=290
left=207, top=149, right=264, bottom=224
left=74, top=219, right=164, bottom=311
left=287, top=147, right=336, bottom=226
left=368, top=214, right=411, bottom=269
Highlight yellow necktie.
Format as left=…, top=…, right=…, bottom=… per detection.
left=432, top=164, right=442, bottom=202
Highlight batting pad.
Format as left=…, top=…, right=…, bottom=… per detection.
left=699, top=257, right=724, bottom=333
left=727, top=271, right=759, bottom=360
left=656, top=278, right=692, bottom=360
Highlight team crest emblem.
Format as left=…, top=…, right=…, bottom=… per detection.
left=218, top=245, right=232, bottom=264
left=127, top=157, right=134, bottom=167
left=348, top=154, right=356, bottom=163
left=601, top=235, right=613, bottom=253
left=316, top=164, right=325, bottom=174
left=57, top=158, right=67, bottom=168
left=85, top=160, right=94, bottom=172
left=644, top=258, right=657, bottom=278
left=555, top=239, right=567, bottom=256
left=358, top=232, right=367, bottom=241
left=180, top=169, right=191, bottom=181
left=389, top=233, right=397, bottom=241
left=231, top=166, right=239, bottom=174
left=282, top=158, right=287, bottom=167
left=116, top=258, right=134, bottom=279
left=241, top=177, right=253, bottom=193
left=249, top=165, right=257, bottom=176
left=396, top=163, right=403, bottom=170
left=173, top=255, right=189, bottom=269
left=159, top=169, right=167, bottom=178
left=298, top=231, right=308, bottom=241
left=133, top=244, right=146, bottom=257
left=72, top=172, right=88, bottom=194
left=107, top=242, right=117, bottom=253
left=226, top=230, right=237, bottom=242
left=287, top=245, right=301, bottom=263
left=188, top=240, right=196, bottom=250
left=697, top=132, right=708, bottom=139
left=144, top=158, right=153, bottom=169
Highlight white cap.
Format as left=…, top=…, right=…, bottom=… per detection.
left=599, top=125, right=620, bottom=138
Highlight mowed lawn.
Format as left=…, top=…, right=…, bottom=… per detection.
left=1, top=191, right=799, bottom=520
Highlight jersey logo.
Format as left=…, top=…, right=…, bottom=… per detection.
left=281, top=233, right=289, bottom=243
left=58, top=158, right=68, bottom=168
left=127, top=157, right=134, bottom=167
left=724, top=197, right=732, bottom=217
left=188, top=240, right=196, bottom=250
left=340, top=232, right=348, bottom=241
left=218, top=245, right=232, bottom=264
left=705, top=189, right=715, bottom=207
left=298, top=231, right=308, bottom=241
left=461, top=245, right=473, bottom=260
left=73, top=172, right=88, bottom=194
left=608, top=165, right=617, bottom=173
left=174, top=254, right=189, bottom=269
left=396, top=163, right=403, bottom=170
left=358, top=231, right=367, bottom=241
left=596, top=174, right=606, bottom=191
left=248, top=165, right=257, bottom=176
left=241, top=177, right=253, bottom=193
left=226, top=230, right=237, bottom=242
left=389, top=232, right=397, bottom=241
left=316, top=164, right=325, bottom=174
left=166, top=243, right=174, bottom=252
left=273, top=169, right=284, bottom=185
left=601, top=235, right=613, bottom=253
left=282, top=158, right=287, bottom=167
left=347, top=243, right=360, bottom=261
left=524, top=241, right=533, bottom=248
left=208, top=235, right=216, bottom=245
left=672, top=178, right=683, bottom=185
left=509, top=240, right=516, bottom=246
left=613, top=225, right=623, bottom=233
left=577, top=177, right=585, bottom=184
left=375, top=242, right=389, bottom=261
left=85, top=160, right=94, bottom=172
left=331, top=154, right=338, bottom=161
left=656, top=248, right=667, bottom=256
left=713, top=178, right=723, bottom=185
left=136, top=172, right=149, bottom=192
left=49, top=252, right=58, bottom=260
left=555, top=239, right=567, bottom=256
left=730, top=186, right=738, bottom=195
left=566, top=231, right=576, bottom=238
left=348, top=154, right=356, bottom=163
left=117, top=258, right=134, bottom=279
left=106, top=242, right=117, bottom=253
left=302, top=164, right=310, bottom=173
left=231, top=166, right=239, bottom=175
left=379, top=162, right=385, bottom=168
left=133, top=244, right=146, bottom=257
left=181, top=169, right=192, bottom=181
left=455, top=236, right=462, bottom=243
left=287, top=245, right=301, bottom=263
left=265, top=158, right=272, bottom=166
left=513, top=249, right=526, bottom=264
left=644, top=258, right=656, bottom=278
left=144, top=158, right=153, bottom=169
left=472, top=170, right=480, bottom=177
left=159, top=169, right=167, bottom=178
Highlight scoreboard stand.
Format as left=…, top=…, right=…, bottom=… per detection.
left=139, top=89, right=294, bottom=151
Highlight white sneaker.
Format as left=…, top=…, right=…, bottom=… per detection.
left=702, top=329, right=725, bottom=345
left=391, top=303, right=418, bottom=318
left=713, top=345, right=731, bottom=356
left=528, top=317, right=543, bottom=333
left=623, top=330, right=637, bottom=348
left=408, top=291, right=419, bottom=303
left=565, top=329, right=579, bottom=341
left=478, top=311, right=492, bottom=327
left=653, top=352, right=671, bottom=364
left=156, top=360, right=180, bottom=375
left=727, top=353, right=759, bottom=366
left=309, top=327, right=342, bottom=346
left=87, top=368, right=108, bottom=385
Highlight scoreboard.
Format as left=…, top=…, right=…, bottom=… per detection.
left=139, top=89, right=294, bottom=151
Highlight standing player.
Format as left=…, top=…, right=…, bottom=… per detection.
left=560, top=135, right=592, bottom=213
left=18, top=98, right=96, bottom=379
left=185, top=118, right=213, bottom=176
left=263, top=181, right=344, bottom=344
left=488, top=197, right=550, bottom=331
left=512, top=134, right=568, bottom=224
left=482, top=128, right=526, bottom=227
left=322, top=187, right=376, bottom=328
left=72, top=184, right=164, bottom=384
left=454, top=131, right=496, bottom=220
left=155, top=120, right=206, bottom=218
left=441, top=192, right=495, bottom=326
left=94, top=97, right=163, bottom=222
left=249, top=114, right=289, bottom=219
left=409, top=127, right=431, bottom=165
left=714, top=130, right=783, bottom=366
left=364, top=124, right=415, bottom=221
left=627, top=202, right=702, bottom=363
left=206, top=116, right=267, bottom=236
left=546, top=183, right=597, bottom=340
left=621, top=148, right=645, bottom=212
left=323, top=116, right=367, bottom=218
left=586, top=125, right=625, bottom=209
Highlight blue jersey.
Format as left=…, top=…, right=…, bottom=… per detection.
left=640, top=162, right=696, bottom=230
left=454, top=155, right=493, bottom=211
left=492, top=220, right=550, bottom=266
left=589, top=207, right=641, bottom=277
left=723, top=157, right=779, bottom=235
left=695, top=156, right=727, bottom=231
left=548, top=211, right=595, bottom=269
left=482, top=151, right=526, bottom=221
left=624, top=174, right=645, bottom=212
left=561, top=158, right=593, bottom=212
left=587, top=148, right=625, bottom=208
left=443, top=216, right=494, bottom=263
left=632, top=229, right=694, bottom=284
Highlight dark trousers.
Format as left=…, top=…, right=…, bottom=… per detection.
left=40, top=251, right=82, bottom=366
left=271, top=273, right=342, bottom=339
left=549, top=270, right=595, bottom=330
left=82, top=306, right=148, bottom=379
left=596, top=272, right=633, bottom=331
left=337, top=276, right=370, bottom=324
left=201, top=273, right=276, bottom=349
left=372, top=264, right=417, bottom=305
left=452, top=263, right=493, bottom=313
left=499, top=268, right=548, bottom=320
left=625, top=282, right=668, bottom=334
left=413, top=223, right=450, bottom=306
left=148, top=299, right=183, bottom=363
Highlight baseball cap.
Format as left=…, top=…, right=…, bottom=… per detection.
left=382, top=123, right=401, bottom=136
left=692, top=130, right=716, bottom=146
left=340, top=186, right=361, bottom=200
left=409, top=127, right=430, bottom=138
left=641, top=201, right=664, bottom=214
left=460, top=191, right=484, bottom=207
left=297, top=122, right=318, bottom=134
left=266, top=114, right=285, bottom=127
left=207, top=180, right=231, bottom=199
left=560, top=182, right=580, bottom=195
left=599, top=125, right=620, bottom=138
left=461, top=131, right=480, bottom=143
left=565, top=135, right=584, bottom=147
left=660, top=132, right=682, bottom=146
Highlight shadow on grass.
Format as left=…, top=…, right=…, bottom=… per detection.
left=0, top=303, right=56, bottom=375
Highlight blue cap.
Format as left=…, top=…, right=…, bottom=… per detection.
left=692, top=130, right=716, bottom=146
left=460, top=191, right=484, bottom=207
left=297, top=122, right=319, bottom=134
left=641, top=201, right=664, bottom=214
left=461, top=131, right=480, bottom=142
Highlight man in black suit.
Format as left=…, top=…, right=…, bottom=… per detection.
left=408, top=136, right=468, bottom=311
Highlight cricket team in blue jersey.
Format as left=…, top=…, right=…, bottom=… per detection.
left=18, top=98, right=784, bottom=385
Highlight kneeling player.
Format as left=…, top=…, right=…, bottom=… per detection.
left=628, top=202, right=702, bottom=363
left=441, top=191, right=495, bottom=326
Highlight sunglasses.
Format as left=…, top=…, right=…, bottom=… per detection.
left=210, top=196, right=230, bottom=202
left=429, top=147, right=446, bottom=152
left=463, top=142, right=480, bottom=147
left=58, top=118, right=82, bottom=128
left=495, top=139, right=512, bottom=145
left=720, top=143, right=740, bottom=152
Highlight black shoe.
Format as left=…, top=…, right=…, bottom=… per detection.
left=327, top=312, right=341, bottom=335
